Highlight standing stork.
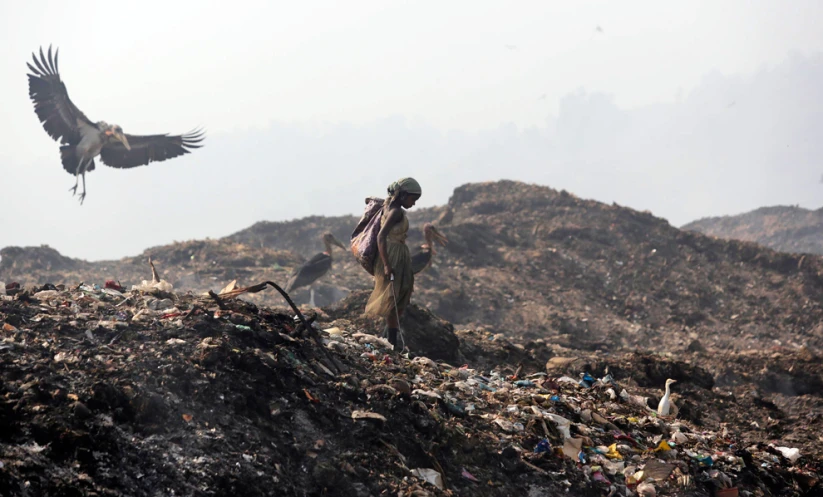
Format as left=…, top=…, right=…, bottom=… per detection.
left=285, top=233, right=347, bottom=307
left=411, top=223, right=449, bottom=274
left=26, top=45, right=205, bottom=204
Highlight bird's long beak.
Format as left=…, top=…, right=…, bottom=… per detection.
left=331, top=236, right=347, bottom=249
left=115, top=132, right=131, bottom=151
left=431, top=227, right=449, bottom=247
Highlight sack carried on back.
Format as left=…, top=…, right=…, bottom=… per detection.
left=350, top=197, right=385, bottom=275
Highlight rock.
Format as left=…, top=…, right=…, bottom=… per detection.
left=687, top=339, right=707, bottom=353
left=545, top=356, right=580, bottom=372
left=390, top=378, right=412, bottom=396
left=73, top=402, right=92, bottom=420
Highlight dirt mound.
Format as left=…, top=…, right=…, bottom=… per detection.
left=1, top=240, right=306, bottom=300
left=1, top=283, right=820, bottom=496
left=228, top=215, right=360, bottom=254
left=682, top=205, right=823, bottom=255
left=4, top=181, right=823, bottom=361
left=227, top=207, right=449, bottom=255
left=0, top=245, right=87, bottom=275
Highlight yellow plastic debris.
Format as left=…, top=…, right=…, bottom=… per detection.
left=606, top=443, right=623, bottom=460
left=655, top=440, right=672, bottom=452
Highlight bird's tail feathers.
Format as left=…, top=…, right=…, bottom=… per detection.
left=60, top=146, right=95, bottom=175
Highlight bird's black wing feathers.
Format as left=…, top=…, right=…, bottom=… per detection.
left=99, top=129, right=205, bottom=169
left=285, top=253, right=333, bottom=292
left=411, top=247, right=431, bottom=274
left=27, top=45, right=94, bottom=145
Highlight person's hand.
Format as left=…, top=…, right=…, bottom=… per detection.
left=383, top=264, right=393, bottom=280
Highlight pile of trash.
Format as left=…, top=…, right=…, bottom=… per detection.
left=5, top=180, right=823, bottom=358
left=681, top=205, right=823, bottom=256
left=1, top=266, right=820, bottom=495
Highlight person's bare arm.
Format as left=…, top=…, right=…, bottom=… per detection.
left=377, top=207, right=403, bottom=279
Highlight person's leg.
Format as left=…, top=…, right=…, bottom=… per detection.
left=387, top=312, right=399, bottom=329
left=386, top=312, right=400, bottom=349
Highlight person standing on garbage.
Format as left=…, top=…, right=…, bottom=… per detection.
left=364, top=177, right=422, bottom=350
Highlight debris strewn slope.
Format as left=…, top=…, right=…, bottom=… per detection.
left=4, top=181, right=823, bottom=357
left=682, top=205, right=823, bottom=255
left=0, top=282, right=820, bottom=496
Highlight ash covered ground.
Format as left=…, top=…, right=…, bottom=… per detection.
left=1, top=181, right=821, bottom=496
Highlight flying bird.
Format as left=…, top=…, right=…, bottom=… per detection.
left=285, top=233, right=347, bottom=307
left=26, top=45, right=205, bottom=204
left=411, top=223, right=449, bottom=274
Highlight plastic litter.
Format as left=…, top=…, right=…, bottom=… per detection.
left=461, top=467, right=479, bottom=483
left=410, top=468, right=444, bottom=490
left=775, top=446, right=801, bottom=463
left=534, top=439, right=551, bottom=454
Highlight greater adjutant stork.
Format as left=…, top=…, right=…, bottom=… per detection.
left=285, top=233, right=347, bottom=307
left=26, top=46, right=205, bottom=204
left=411, top=223, right=448, bottom=274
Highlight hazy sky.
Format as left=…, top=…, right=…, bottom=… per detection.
left=2, top=0, right=823, bottom=261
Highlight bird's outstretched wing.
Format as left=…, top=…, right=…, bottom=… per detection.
left=99, top=129, right=205, bottom=169
left=27, top=45, right=94, bottom=145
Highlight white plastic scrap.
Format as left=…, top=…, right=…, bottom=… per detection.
left=412, top=389, right=442, bottom=400
left=671, top=431, right=688, bottom=444
left=493, top=417, right=524, bottom=433
left=601, top=459, right=625, bottom=475
left=637, top=482, right=656, bottom=497
left=33, top=290, right=60, bottom=301
left=620, top=389, right=652, bottom=410
left=411, top=468, right=444, bottom=490
left=96, top=320, right=128, bottom=330
left=556, top=376, right=579, bottom=385
left=101, top=288, right=127, bottom=299
left=543, top=412, right=572, bottom=439
left=775, top=446, right=801, bottom=463
left=132, top=279, right=173, bottom=292
left=351, top=410, right=387, bottom=422
left=412, top=356, right=438, bottom=369
left=351, top=332, right=393, bottom=350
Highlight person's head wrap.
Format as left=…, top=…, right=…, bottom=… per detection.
left=387, top=177, right=422, bottom=204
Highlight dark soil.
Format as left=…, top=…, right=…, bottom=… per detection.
left=1, top=180, right=822, bottom=495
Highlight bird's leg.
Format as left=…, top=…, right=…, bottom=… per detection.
left=309, top=286, right=316, bottom=308
left=70, top=157, right=90, bottom=198
left=69, top=157, right=84, bottom=196
left=79, top=171, right=87, bottom=205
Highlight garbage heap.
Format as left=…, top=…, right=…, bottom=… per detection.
left=0, top=280, right=820, bottom=497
